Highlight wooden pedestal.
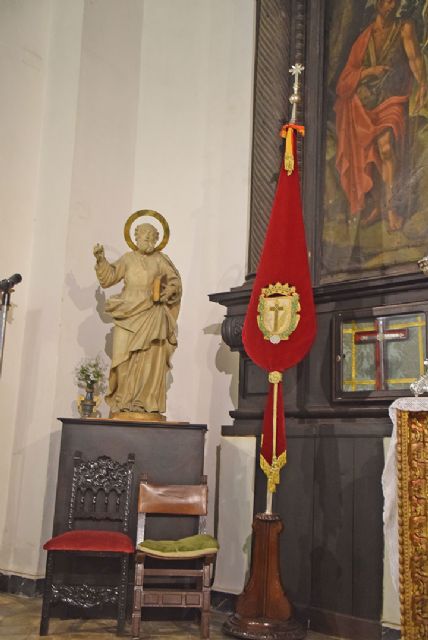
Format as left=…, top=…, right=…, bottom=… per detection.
left=223, top=513, right=306, bottom=640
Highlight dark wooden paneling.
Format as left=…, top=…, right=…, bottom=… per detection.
left=251, top=422, right=386, bottom=630
left=275, top=434, right=315, bottom=607
left=308, top=607, right=381, bottom=640
left=305, top=309, right=333, bottom=410
left=248, top=0, right=291, bottom=273
left=311, top=435, right=354, bottom=614
left=243, top=360, right=269, bottom=397
left=352, top=438, right=384, bottom=620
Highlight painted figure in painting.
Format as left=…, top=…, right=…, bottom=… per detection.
left=94, top=223, right=181, bottom=419
left=335, top=0, right=427, bottom=231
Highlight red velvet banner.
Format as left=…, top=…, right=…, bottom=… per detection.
left=242, top=131, right=316, bottom=492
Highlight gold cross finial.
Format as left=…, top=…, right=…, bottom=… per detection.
left=289, top=63, right=304, bottom=123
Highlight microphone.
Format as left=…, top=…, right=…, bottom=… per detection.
left=0, top=274, right=22, bottom=291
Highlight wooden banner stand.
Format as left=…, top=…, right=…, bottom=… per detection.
left=223, top=513, right=306, bottom=640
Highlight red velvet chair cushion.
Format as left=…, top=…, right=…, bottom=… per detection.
left=43, top=530, right=134, bottom=553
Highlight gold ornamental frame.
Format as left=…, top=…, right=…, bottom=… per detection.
left=124, top=209, right=170, bottom=252
left=397, top=410, right=428, bottom=640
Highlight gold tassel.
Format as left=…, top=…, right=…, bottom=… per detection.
left=263, top=371, right=285, bottom=493
left=260, top=451, right=287, bottom=493
left=280, top=124, right=305, bottom=176
left=284, top=127, right=294, bottom=175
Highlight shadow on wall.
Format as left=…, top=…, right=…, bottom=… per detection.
left=203, top=322, right=239, bottom=410
left=65, top=272, right=114, bottom=357
left=65, top=273, right=116, bottom=415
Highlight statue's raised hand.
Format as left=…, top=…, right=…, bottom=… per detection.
left=93, top=243, right=105, bottom=263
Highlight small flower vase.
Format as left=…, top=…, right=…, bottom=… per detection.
left=79, top=382, right=96, bottom=418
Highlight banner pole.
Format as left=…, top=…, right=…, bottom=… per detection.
left=266, top=489, right=273, bottom=514
left=265, top=375, right=278, bottom=513
left=224, top=60, right=310, bottom=640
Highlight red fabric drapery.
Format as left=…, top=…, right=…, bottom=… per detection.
left=242, top=130, right=316, bottom=492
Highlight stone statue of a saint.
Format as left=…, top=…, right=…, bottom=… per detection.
left=93, top=222, right=182, bottom=419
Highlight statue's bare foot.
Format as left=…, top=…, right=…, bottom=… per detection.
left=361, top=207, right=381, bottom=227
left=387, top=210, right=403, bottom=231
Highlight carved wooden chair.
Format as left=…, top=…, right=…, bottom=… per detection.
left=131, top=474, right=219, bottom=639
left=40, top=451, right=134, bottom=636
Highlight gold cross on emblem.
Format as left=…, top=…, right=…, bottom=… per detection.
left=257, top=282, right=301, bottom=343
left=269, top=301, right=284, bottom=333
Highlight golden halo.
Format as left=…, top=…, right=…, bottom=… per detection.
left=124, top=210, right=170, bottom=252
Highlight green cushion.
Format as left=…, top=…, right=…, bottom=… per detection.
left=137, top=534, right=219, bottom=558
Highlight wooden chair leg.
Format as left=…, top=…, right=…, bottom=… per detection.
left=117, top=554, right=129, bottom=635
left=39, top=551, right=54, bottom=636
left=131, top=556, right=144, bottom=639
left=201, top=560, right=211, bottom=639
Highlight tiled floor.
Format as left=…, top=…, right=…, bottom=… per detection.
left=0, top=592, right=340, bottom=639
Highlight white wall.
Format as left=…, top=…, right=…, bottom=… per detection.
left=0, top=0, right=255, bottom=579
left=213, top=437, right=256, bottom=594
left=0, top=0, right=86, bottom=578
left=0, top=0, right=50, bottom=565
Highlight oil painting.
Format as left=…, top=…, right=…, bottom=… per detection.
left=321, top=0, right=428, bottom=283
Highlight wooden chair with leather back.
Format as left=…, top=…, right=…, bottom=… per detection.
left=40, top=451, right=135, bottom=636
left=131, top=474, right=219, bottom=639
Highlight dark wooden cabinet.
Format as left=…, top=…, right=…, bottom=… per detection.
left=53, top=418, right=207, bottom=538
left=47, top=418, right=206, bottom=619
left=53, top=419, right=206, bottom=541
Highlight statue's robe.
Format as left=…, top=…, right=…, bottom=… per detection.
left=96, top=251, right=181, bottom=414
left=335, top=21, right=412, bottom=214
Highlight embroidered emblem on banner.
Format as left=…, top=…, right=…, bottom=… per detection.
left=257, top=282, right=301, bottom=344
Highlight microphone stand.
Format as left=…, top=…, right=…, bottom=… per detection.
left=0, top=288, right=11, bottom=375
left=0, top=276, right=21, bottom=375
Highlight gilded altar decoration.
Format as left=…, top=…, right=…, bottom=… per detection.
left=257, top=283, right=301, bottom=345
left=397, top=410, right=428, bottom=640
left=93, top=210, right=182, bottom=421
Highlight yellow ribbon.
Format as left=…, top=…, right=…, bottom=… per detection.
left=280, top=124, right=305, bottom=175
left=263, top=371, right=285, bottom=494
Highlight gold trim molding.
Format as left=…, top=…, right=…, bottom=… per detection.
left=397, top=410, right=428, bottom=640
